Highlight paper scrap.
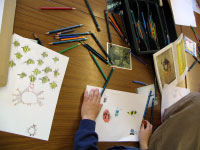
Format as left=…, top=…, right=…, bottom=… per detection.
left=161, top=84, right=190, bottom=120
left=170, top=0, right=196, bottom=27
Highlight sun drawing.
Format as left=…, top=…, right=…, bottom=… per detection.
left=12, top=85, right=44, bottom=106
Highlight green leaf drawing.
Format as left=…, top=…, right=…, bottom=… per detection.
left=50, top=82, right=57, bottom=89
left=18, top=72, right=27, bottom=78
left=9, top=60, right=16, bottom=68
left=15, top=52, right=23, bottom=59
left=37, top=59, right=44, bottom=66
left=40, top=76, right=50, bottom=83
left=22, top=46, right=31, bottom=53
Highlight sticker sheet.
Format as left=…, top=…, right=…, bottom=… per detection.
left=0, top=34, right=69, bottom=140
left=184, top=36, right=197, bottom=57
left=86, top=85, right=147, bottom=142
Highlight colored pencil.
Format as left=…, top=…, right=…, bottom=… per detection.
left=129, top=50, right=147, bottom=65
left=120, top=12, right=129, bottom=42
left=90, top=32, right=113, bottom=65
left=109, top=15, right=123, bottom=36
left=188, top=59, right=198, bottom=71
left=105, top=10, right=112, bottom=43
left=58, top=43, right=81, bottom=54
left=55, top=35, right=79, bottom=39
left=150, top=98, right=155, bottom=124
left=45, top=24, right=83, bottom=34
left=40, top=7, right=76, bottom=10
left=89, top=51, right=107, bottom=81
left=101, top=67, right=114, bottom=96
left=85, top=0, right=100, bottom=31
left=141, top=12, right=147, bottom=33
left=57, top=29, right=75, bottom=35
left=49, top=38, right=87, bottom=45
left=143, top=89, right=153, bottom=118
left=191, top=26, right=200, bottom=42
left=55, top=32, right=90, bottom=37
left=60, top=36, right=85, bottom=41
left=133, top=80, right=147, bottom=86
left=109, top=20, right=126, bottom=43
left=112, top=13, right=125, bottom=37
left=33, top=33, right=43, bottom=46
left=82, top=43, right=108, bottom=65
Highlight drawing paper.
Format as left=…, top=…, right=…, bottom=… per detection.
left=170, top=0, right=196, bottom=27
left=0, top=0, right=5, bottom=33
left=86, top=85, right=147, bottom=142
left=137, top=84, right=158, bottom=107
left=161, top=84, right=190, bottom=120
left=0, top=34, right=69, bottom=141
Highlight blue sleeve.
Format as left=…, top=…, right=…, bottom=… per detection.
left=74, top=119, right=98, bottom=150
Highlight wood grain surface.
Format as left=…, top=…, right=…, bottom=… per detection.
left=0, top=0, right=199, bottom=149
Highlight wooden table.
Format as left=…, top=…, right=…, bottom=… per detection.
left=0, top=0, right=199, bottom=149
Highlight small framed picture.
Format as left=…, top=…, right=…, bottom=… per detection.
left=107, top=43, right=132, bottom=70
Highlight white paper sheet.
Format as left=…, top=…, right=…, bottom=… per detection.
left=170, top=0, right=196, bottom=27
left=0, top=0, right=5, bottom=33
left=161, top=84, right=190, bottom=120
left=87, top=85, right=147, bottom=142
left=137, top=84, right=158, bottom=107
left=0, top=34, right=69, bottom=140
left=192, top=0, right=200, bottom=14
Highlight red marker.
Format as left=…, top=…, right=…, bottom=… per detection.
left=40, top=7, right=76, bottom=10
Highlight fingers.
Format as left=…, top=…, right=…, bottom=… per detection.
left=145, top=120, right=153, bottom=130
left=99, top=104, right=103, bottom=111
left=93, top=89, right=99, bottom=102
left=89, top=89, right=95, bottom=101
left=140, top=122, right=144, bottom=130
left=84, top=90, right=88, bottom=102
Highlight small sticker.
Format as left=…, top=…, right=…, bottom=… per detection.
left=130, top=129, right=135, bottom=135
left=103, top=95, right=108, bottom=103
left=127, top=111, right=137, bottom=116
left=103, top=109, right=110, bottom=123
left=115, top=109, right=119, bottom=117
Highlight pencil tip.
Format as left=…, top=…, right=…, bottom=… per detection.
left=72, top=8, right=76, bottom=10
left=48, top=43, right=52, bottom=45
left=45, top=32, right=49, bottom=35
left=97, top=27, right=101, bottom=32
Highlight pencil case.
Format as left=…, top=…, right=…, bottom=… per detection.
left=121, top=0, right=177, bottom=55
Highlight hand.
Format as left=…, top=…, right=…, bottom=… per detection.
left=81, top=89, right=103, bottom=121
left=139, top=120, right=153, bottom=150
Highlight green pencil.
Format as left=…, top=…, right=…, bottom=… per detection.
left=58, top=43, right=80, bottom=54
left=89, top=51, right=107, bottom=81
left=101, top=67, right=114, bottom=96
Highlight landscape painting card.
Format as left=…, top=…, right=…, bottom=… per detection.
left=184, top=36, right=197, bottom=57
left=107, top=43, right=132, bottom=70
left=153, top=34, right=187, bottom=92
left=0, top=34, right=69, bottom=140
left=86, top=85, right=147, bottom=142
